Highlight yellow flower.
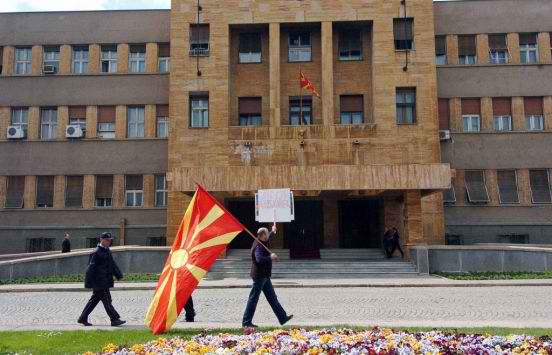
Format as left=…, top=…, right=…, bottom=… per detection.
left=101, top=343, right=118, bottom=354
left=319, top=334, right=333, bottom=344
left=131, top=343, right=145, bottom=354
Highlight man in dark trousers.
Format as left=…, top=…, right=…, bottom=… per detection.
left=78, top=232, right=126, bottom=327
left=242, top=224, right=293, bottom=328
left=61, top=233, right=71, bottom=253
left=390, top=227, right=405, bottom=259
left=184, top=297, right=196, bottom=322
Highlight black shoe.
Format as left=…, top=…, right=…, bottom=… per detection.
left=111, top=319, right=126, bottom=327
left=280, top=314, right=293, bottom=326
left=186, top=318, right=195, bottom=322
left=78, top=319, right=93, bottom=327
left=242, top=323, right=258, bottom=328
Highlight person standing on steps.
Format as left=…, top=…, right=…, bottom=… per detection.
left=61, top=233, right=71, bottom=253
left=78, top=232, right=126, bottom=327
left=242, top=224, right=293, bottom=328
left=390, top=227, right=405, bottom=259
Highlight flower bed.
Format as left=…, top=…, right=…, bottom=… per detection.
left=87, top=327, right=552, bottom=355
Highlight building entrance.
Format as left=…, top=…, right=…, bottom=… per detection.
left=338, top=199, right=382, bottom=249
left=284, top=200, right=324, bottom=259
left=226, top=200, right=260, bottom=249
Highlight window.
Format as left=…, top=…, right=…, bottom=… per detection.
left=125, top=175, right=143, bottom=207
left=40, top=108, right=58, bottom=140
left=11, top=108, right=28, bottom=137
left=155, top=175, right=167, bottom=207
left=190, top=24, right=210, bottom=56
left=97, top=106, right=116, bottom=139
left=340, top=95, right=364, bottom=124
left=445, top=234, right=463, bottom=245
left=438, top=99, right=450, bottom=130
left=36, top=176, right=55, bottom=208
left=464, top=170, right=490, bottom=203
left=158, top=43, right=170, bottom=73
left=458, top=35, right=476, bottom=64
left=288, top=31, right=311, bottom=62
left=339, top=30, right=362, bottom=61
left=5, top=176, right=25, bottom=208
left=239, top=32, right=262, bottom=63
left=69, top=106, right=87, bottom=136
left=239, top=97, right=262, bottom=126
left=156, top=105, right=169, bottom=138
left=95, top=175, right=113, bottom=207
left=395, top=88, right=416, bottom=124
left=65, top=176, right=84, bottom=208
left=190, top=95, right=209, bottom=128
left=393, top=18, right=414, bottom=50
left=443, top=182, right=456, bottom=204
left=43, top=46, right=60, bottom=73
left=26, top=238, right=55, bottom=253
left=289, top=96, right=312, bottom=125
left=499, top=234, right=528, bottom=244
left=101, top=45, right=117, bottom=73
left=497, top=170, right=519, bottom=204
left=87, top=237, right=100, bottom=248
left=492, top=98, right=512, bottom=131
left=519, top=33, right=538, bottom=64
left=15, top=47, right=32, bottom=74
left=435, top=36, right=446, bottom=65
left=525, top=97, right=544, bottom=131
left=127, top=106, right=145, bottom=138
left=461, top=98, right=481, bottom=132
left=129, top=45, right=146, bottom=73
left=489, top=34, right=509, bottom=64
left=72, top=45, right=89, bottom=74
left=148, top=237, right=166, bottom=246
left=529, top=170, right=552, bottom=204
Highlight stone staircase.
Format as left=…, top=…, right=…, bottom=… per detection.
left=206, top=249, right=419, bottom=279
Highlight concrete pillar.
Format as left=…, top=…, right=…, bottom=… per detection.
left=31, top=45, right=43, bottom=75
left=323, top=197, right=339, bottom=248
left=89, top=44, right=101, bottom=74
left=421, top=194, right=446, bottom=245
left=86, top=106, right=98, bottom=138
left=0, top=107, right=9, bottom=140
left=59, top=45, right=72, bottom=74
left=480, top=97, right=493, bottom=132
left=454, top=170, right=467, bottom=205
left=476, top=34, right=489, bottom=64
left=511, top=97, right=525, bottom=131
left=57, top=106, right=69, bottom=140
left=82, top=175, right=95, bottom=209
left=538, top=32, right=552, bottom=64
left=446, top=35, right=458, bottom=65
left=321, top=21, right=334, bottom=126
left=516, top=169, right=532, bottom=205
left=0, top=176, right=6, bottom=208
left=2, top=46, right=14, bottom=75
left=403, top=191, right=423, bottom=252
left=449, top=98, right=462, bottom=132
left=485, top=170, right=499, bottom=206
left=117, top=44, right=129, bottom=74
left=145, top=104, right=156, bottom=138
left=53, top=175, right=65, bottom=209
left=112, top=175, right=125, bottom=208
left=544, top=97, right=552, bottom=131
left=269, top=23, right=281, bottom=130
left=115, top=105, right=127, bottom=138
left=27, top=107, right=40, bottom=140
left=24, top=175, right=36, bottom=209
left=145, top=43, right=159, bottom=73
left=143, top=174, right=155, bottom=208
left=507, top=33, right=520, bottom=64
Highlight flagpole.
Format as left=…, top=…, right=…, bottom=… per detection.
left=300, top=67, right=304, bottom=125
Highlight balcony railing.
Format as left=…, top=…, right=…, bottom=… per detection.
left=288, top=46, right=312, bottom=62
left=189, top=46, right=210, bottom=57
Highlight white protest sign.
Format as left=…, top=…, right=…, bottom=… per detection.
left=255, top=188, right=295, bottom=223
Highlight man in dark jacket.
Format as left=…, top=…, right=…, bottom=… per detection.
left=78, top=232, right=126, bottom=327
left=390, top=227, right=405, bottom=259
left=242, top=224, right=293, bottom=328
left=61, top=233, right=71, bottom=253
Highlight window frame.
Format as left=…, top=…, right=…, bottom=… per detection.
left=156, top=116, right=169, bottom=138
left=339, top=95, right=364, bottom=125
left=435, top=35, right=447, bottom=65
left=395, top=88, right=417, bottom=125
left=289, top=96, right=313, bottom=126
left=158, top=57, right=170, bottom=73
left=15, top=47, right=32, bottom=75
left=189, top=24, right=210, bottom=57
left=496, top=170, right=520, bottom=205
left=190, top=96, right=209, bottom=128
left=40, top=108, right=58, bottom=140
left=462, top=115, right=481, bottom=132
left=43, top=46, right=60, bottom=73
left=36, top=176, right=55, bottom=208
left=155, top=175, right=168, bottom=208
left=464, top=170, right=490, bottom=204
left=10, top=108, right=28, bottom=136
left=493, top=115, right=513, bottom=132
left=288, top=31, right=312, bottom=63
left=5, top=176, right=25, bottom=209
left=125, top=175, right=143, bottom=208
left=238, top=32, right=262, bottom=64
left=520, top=43, right=538, bottom=64
left=101, top=46, right=118, bottom=73
left=526, top=115, right=544, bottom=131
left=72, top=45, right=89, bottom=74
left=129, top=46, right=146, bottom=73
left=490, top=50, right=509, bottom=64
left=65, top=175, right=84, bottom=208
left=95, top=175, right=113, bottom=208
left=338, top=30, right=363, bottom=61
left=529, top=169, right=552, bottom=204
left=443, top=179, right=456, bottom=204
left=238, top=97, right=262, bottom=127
left=127, top=106, right=145, bottom=138
left=26, top=238, right=55, bottom=253
left=393, top=18, right=414, bottom=51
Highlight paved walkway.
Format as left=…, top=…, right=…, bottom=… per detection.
left=1, top=283, right=552, bottom=330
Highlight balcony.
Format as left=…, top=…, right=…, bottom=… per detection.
left=288, top=46, right=311, bottom=62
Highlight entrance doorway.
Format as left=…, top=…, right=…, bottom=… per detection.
left=227, top=199, right=260, bottom=249
left=338, top=199, right=382, bottom=248
left=284, top=200, right=323, bottom=259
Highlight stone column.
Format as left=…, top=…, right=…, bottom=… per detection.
left=57, top=106, right=69, bottom=140
left=403, top=191, right=423, bottom=255
left=59, top=45, right=72, bottom=74
left=507, top=33, right=520, bottom=64
left=27, top=107, right=40, bottom=140
left=145, top=43, right=159, bottom=73
left=143, top=174, right=155, bottom=208
left=516, top=169, right=532, bottom=205
left=0, top=176, right=7, bottom=208
left=86, top=106, right=98, bottom=138
left=449, top=98, right=462, bottom=132
left=544, top=96, right=552, bottom=131
left=145, top=104, right=157, bottom=138
left=31, top=45, right=43, bottom=75
left=53, top=175, right=65, bottom=209
left=476, top=34, right=489, bottom=64
left=112, top=175, right=125, bottom=208
left=511, top=97, right=525, bottom=131
left=82, top=175, right=95, bottom=209
left=321, top=21, right=334, bottom=126
left=454, top=170, right=467, bottom=205
left=117, top=44, right=129, bottom=74
left=24, top=175, right=37, bottom=209
left=115, top=105, right=127, bottom=138
left=269, top=23, right=281, bottom=130
left=480, top=97, right=493, bottom=132
left=446, top=35, right=458, bottom=65
left=0, top=107, right=9, bottom=140
left=88, top=44, right=101, bottom=74
left=2, top=46, right=14, bottom=75
left=485, top=170, right=499, bottom=206
left=538, top=32, right=552, bottom=64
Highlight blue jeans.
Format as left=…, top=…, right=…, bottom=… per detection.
left=242, top=277, right=287, bottom=325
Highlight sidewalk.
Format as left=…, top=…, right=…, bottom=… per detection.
left=2, top=276, right=552, bottom=293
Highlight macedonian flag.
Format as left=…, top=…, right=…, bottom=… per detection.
left=300, top=71, right=320, bottom=97
left=145, top=185, right=245, bottom=334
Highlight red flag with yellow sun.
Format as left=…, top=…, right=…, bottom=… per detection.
left=145, top=185, right=245, bottom=334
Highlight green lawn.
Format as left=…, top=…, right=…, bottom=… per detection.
left=0, top=274, right=160, bottom=285
left=2, top=327, right=552, bottom=355
left=436, top=271, right=552, bottom=280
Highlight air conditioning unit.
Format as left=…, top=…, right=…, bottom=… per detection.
left=43, top=65, right=57, bottom=74
left=66, top=125, right=84, bottom=138
left=7, top=126, right=25, bottom=139
left=439, top=129, right=451, bottom=141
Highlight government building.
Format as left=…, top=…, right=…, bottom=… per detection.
left=0, top=0, right=550, bottom=256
